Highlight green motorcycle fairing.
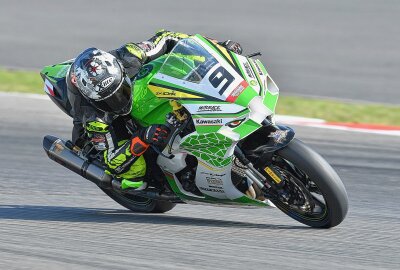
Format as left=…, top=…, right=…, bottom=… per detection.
left=131, top=35, right=280, bottom=207
left=39, top=35, right=280, bottom=207
left=40, top=59, right=74, bottom=117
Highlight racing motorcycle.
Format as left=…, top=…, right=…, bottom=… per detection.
left=41, top=35, right=348, bottom=228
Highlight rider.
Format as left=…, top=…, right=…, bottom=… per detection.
left=67, top=30, right=243, bottom=190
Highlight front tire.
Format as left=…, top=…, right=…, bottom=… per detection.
left=101, top=188, right=176, bottom=213
left=269, top=139, right=348, bottom=228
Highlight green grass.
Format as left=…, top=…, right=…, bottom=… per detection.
left=1, top=68, right=399, bottom=126
left=277, top=96, right=400, bottom=126
left=0, top=68, right=43, bottom=93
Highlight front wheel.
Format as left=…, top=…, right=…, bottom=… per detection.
left=266, top=139, right=348, bottom=228
left=101, top=188, right=176, bottom=213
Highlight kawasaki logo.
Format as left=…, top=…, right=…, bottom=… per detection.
left=197, top=105, right=221, bottom=112
left=195, top=119, right=223, bottom=125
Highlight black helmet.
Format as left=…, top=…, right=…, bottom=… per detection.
left=72, top=47, right=132, bottom=115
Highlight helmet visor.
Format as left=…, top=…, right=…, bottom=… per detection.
left=92, top=79, right=132, bottom=115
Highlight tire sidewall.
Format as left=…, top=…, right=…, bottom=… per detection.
left=274, top=138, right=349, bottom=228
left=101, top=188, right=176, bottom=213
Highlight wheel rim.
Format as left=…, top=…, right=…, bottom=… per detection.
left=271, top=157, right=328, bottom=222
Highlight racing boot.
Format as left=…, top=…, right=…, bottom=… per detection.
left=121, top=178, right=147, bottom=190
left=112, top=178, right=148, bottom=191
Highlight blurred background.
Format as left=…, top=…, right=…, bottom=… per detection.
left=1, top=0, right=399, bottom=104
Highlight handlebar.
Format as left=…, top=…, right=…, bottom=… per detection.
left=150, top=144, right=175, bottom=159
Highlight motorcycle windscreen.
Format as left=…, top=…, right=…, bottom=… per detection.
left=158, top=38, right=218, bottom=84
left=152, top=37, right=248, bottom=103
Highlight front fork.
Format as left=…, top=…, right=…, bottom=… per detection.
left=234, top=123, right=295, bottom=195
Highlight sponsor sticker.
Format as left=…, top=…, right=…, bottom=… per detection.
left=243, top=62, right=255, bottom=78
left=206, top=176, right=223, bottom=186
left=199, top=186, right=225, bottom=193
left=253, top=61, right=264, bottom=76
left=156, top=91, right=176, bottom=97
left=195, top=118, right=223, bottom=125
left=101, top=77, right=115, bottom=88
left=200, top=172, right=226, bottom=177
left=264, top=167, right=282, bottom=184
left=226, top=80, right=248, bottom=102
left=196, top=105, right=222, bottom=112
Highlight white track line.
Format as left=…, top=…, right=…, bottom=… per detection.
left=289, top=122, right=400, bottom=136
left=0, top=92, right=48, bottom=100
left=275, top=115, right=400, bottom=136
left=2, top=92, right=399, bottom=136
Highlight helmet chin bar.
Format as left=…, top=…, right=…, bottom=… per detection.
left=118, top=98, right=133, bottom=116
left=91, top=97, right=132, bottom=116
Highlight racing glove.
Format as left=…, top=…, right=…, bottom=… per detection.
left=130, top=124, right=171, bottom=156
left=140, top=124, right=170, bottom=145
left=219, top=40, right=243, bottom=55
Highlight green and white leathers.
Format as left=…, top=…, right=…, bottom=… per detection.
left=42, top=34, right=348, bottom=228
left=131, top=35, right=278, bottom=206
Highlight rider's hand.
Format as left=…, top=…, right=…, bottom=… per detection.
left=140, top=124, right=170, bottom=145
left=219, top=40, right=243, bottom=55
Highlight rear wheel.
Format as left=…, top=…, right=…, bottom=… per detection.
left=101, top=188, right=176, bottom=213
left=266, top=139, right=348, bottom=228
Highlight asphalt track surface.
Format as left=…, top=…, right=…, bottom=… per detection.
left=0, top=94, right=399, bottom=269
left=1, top=0, right=400, bottom=105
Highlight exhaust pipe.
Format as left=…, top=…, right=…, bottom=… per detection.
left=43, top=135, right=112, bottom=188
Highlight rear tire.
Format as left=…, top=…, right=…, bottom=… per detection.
left=270, top=139, right=348, bottom=228
left=101, top=188, right=176, bottom=213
